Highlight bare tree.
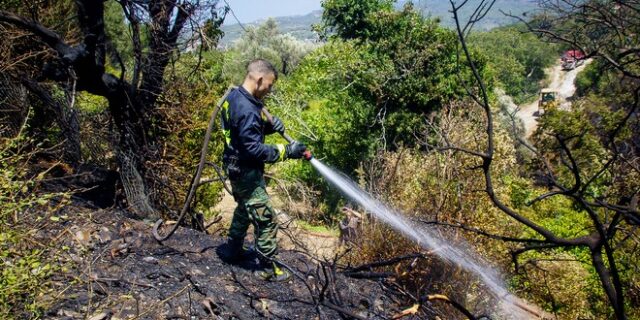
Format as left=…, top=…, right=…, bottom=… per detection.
left=0, top=0, right=226, bottom=216
left=437, top=0, right=640, bottom=318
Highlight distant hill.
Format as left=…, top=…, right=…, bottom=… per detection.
left=220, top=10, right=322, bottom=46
left=220, top=0, right=540, bottom=45
left=408, top=0, right=540, bottom=30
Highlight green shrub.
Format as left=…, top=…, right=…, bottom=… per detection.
left=0, top=119, right=64, bottom=318
left=574, top=61, right=601, bottom=97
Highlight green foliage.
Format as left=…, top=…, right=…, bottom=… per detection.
left=318, top=0, right=394, bottom=40
left=103, top=0, right=151, bottom=77
left=201, top=5, right=228, bottom=51
left=574, top=60, right=603, bottom=97
left=521, top=87, right=639, bottom=317
left=500, top=173, right=625, bottom=318
left=534, top=105, right=625, bottom=196
left=0, top=120, right=63, bottom=318
left=203, top=18, right=226, bottom=50
left=0, top=246, right=53, bottom=319
left=296, top=220, right=339, bottom=236
left=267, top=41, right=379, bottom=220
left=321, top=1, right=475, bottom=113
left=503, top=175, right=533, bottom=209
left=469, top=25, right=558, bottom=104
left=269, top=40, right=380, bottom=172
left=266, top=2, right=486, bottom=222
left=282, top=2, right=478, bottom=156
left=76, top=91, right=108, bottom=114
left=104, top=1, right=134, bottom=64
left=366, top=4, right=469, bottom=111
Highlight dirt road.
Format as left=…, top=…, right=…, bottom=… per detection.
left=515, top=60, right=591, bottom=137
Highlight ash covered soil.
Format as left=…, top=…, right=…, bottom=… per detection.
left=38, top=204, right=410, bottom=319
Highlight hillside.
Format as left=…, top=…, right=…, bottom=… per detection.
left=3, top=0, right=638, bottom=318
left=220, top=0, right=540, bottom=45
left=408, top=0, right=539, bottom=29
left=220, top=10, right=322, bottom=46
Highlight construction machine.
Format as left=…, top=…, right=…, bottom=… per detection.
left=538, top=89, right=558, bottom=114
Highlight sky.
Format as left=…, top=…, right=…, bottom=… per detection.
left=222, top=0, right=322, bottom=24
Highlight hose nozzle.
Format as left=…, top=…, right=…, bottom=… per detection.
left=303, top=150, right=313, bottom=161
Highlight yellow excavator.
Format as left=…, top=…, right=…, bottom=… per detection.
left=538, top=89, right=559, bottom=114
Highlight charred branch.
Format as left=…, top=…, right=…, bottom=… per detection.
left=419, top=219, right=549, bottom=244
left=19, top=77, right=81, bottom=165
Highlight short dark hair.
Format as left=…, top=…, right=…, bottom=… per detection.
left=246, top=59, right=278, bottom=80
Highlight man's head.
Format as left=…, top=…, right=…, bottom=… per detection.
left=242, top=59, right=278, bottom=100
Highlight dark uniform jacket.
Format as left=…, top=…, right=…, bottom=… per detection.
left=221, top=86, right=282, bottom=174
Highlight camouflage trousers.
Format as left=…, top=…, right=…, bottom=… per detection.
left=227, top=168, right=279, bottom=258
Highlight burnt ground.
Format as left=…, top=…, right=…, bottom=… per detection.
left=36, top=203, right=416, bottom=320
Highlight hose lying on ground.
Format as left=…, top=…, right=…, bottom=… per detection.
left=153, top=86, right=235, bottom=241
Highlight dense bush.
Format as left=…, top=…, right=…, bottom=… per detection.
left=346, top=101, right=637, bottom=318
left=343, top=104, right=522, bottom=316
left=266, top=3, right=492, bottom=226
left=318, top=0, right=394, bottom=40
left=574, top=60, right=603, bottom=97
left=523, top=78, right=639, bottom=318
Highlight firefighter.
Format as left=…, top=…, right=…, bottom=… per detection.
left=219, top=59, right=307, bottom=281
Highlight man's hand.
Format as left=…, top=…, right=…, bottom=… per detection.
left=271, top=116, right=285, bottom=134
left=285, top=141, right=307, bottom=159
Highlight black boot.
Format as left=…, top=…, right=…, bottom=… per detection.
left=218, top=237, right=246, bottom=263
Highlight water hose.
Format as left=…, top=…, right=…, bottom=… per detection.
left=153, top=86, right=235, bottom=241
left=261, top=107, right=313, bottom=160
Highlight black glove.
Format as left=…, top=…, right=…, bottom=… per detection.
left=271, top=116, right=285, bottom=134
left=285, top=141, right=307, bottom=159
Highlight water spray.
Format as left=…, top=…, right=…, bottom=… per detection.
left=309, top=158, right=541, bottom=319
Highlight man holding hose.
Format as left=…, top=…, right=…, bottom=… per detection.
left=219, top=59, right=307, bottom=281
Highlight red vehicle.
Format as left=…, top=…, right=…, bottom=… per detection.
left=561, top=50, right=585, bottom=70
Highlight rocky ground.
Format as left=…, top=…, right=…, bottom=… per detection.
left=35, top=202, right=417, bottom=320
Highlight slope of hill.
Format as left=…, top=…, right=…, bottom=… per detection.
left=220, top=0, right=540, bottom=45
left=406, top=0, right=539, bottom=29
left=220, top=10, right=322, bottom=46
